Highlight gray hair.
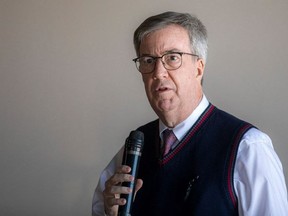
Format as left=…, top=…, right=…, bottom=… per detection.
left=133, top=11, right=208, bottom=63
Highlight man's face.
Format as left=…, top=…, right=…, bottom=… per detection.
left=139, top=25, right=205, bottom=127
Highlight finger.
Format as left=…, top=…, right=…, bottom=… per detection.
left=105, top=173, right=134, bottom=188
left=135, top=179, right=143, bottom=192
left=109, top=184, right=132, bottom=195
left=105, top=165, right=133, bottom=186
left=104, top=196, right=125, bottom=216
left=103, top=182, right=132, bottom=201
left=116, top=165, right=131, bottom=174
left=103, top=172, right=134, bottom=201
left=103, top=186, right=131, bottom=213
left=133, top=179, right=143, bottom=201
left=105, top=195, right=126, bottom=207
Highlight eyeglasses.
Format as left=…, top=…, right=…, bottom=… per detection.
left=132, top=52, right=199, bottom=74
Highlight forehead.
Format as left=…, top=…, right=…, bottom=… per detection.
left=139, top=25, right=191, bottom=55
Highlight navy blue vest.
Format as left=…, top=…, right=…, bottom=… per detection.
left=131, top=104, right=253, bottom=216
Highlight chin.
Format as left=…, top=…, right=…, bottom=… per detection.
left=154, top=102, right=176, bottom=114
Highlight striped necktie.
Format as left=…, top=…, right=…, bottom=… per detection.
left=162, top=129, right=177, bottom=156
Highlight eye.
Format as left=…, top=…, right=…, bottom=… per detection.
left=140, top=56, right=155, bottom=65
left=165, top=53, right=181, bottom=63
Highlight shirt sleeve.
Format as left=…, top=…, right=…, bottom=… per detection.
left=92, top=146, right=124, bottom=216
left=234, top=128, right=288, bottom=216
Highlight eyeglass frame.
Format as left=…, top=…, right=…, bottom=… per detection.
left=132, top=52, right=199, bottom=74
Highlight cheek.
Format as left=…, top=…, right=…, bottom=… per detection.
left=176, top=73, right=197, bottom=95
left=142, top=76, right=152, bottom=95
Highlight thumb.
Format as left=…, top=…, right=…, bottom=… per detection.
left=134, top=179, right=143, bottom=200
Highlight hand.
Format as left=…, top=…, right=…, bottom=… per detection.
left=103, top=165, right=143, bottom=216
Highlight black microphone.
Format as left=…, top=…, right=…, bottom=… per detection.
left=118, top=130, right=144, bottom=216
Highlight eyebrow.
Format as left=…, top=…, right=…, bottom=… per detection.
left=140, top=49, right=182, bottom=57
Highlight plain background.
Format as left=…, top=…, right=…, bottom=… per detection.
left=1, top=0, right=287, bottom=215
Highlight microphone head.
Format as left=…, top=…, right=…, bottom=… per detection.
left=126, top=130, right=144, bottom=149
left=130, top=130, right=144, bottom=140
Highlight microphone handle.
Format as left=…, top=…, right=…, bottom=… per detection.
left=118, top=150, right=141, bottom=216
left=118, top=130, right=144, bottom=216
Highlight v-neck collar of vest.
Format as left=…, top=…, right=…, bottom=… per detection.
left=159, top=103, right=216, bottom=166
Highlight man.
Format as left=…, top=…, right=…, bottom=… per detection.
left=92, top=11, right=288, bottom=215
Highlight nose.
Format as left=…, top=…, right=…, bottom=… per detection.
left=153, top=58, right=168, bottom=79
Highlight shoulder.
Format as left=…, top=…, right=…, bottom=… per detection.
left=212, top=107, right=251, bottom=128
left=238, top=128, right=274, bottom=155
left=235, top=127, right=284, bottom=183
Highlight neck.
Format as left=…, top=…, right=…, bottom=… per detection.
left=159, top=93, right=203, bottom=128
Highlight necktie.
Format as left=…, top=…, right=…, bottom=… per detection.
left=162, top=129, right=177, bottom=156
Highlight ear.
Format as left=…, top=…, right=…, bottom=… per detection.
left=195, top=58, right=205, bottom=81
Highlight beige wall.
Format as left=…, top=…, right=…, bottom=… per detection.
left=1, top=0, right=287, bottom=215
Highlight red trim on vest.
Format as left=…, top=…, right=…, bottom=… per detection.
left=227, top=123, right=253, bottom=207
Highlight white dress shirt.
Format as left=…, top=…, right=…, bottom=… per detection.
left=92, top=95, right=288, bottom=216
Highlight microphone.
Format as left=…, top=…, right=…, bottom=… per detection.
left=118, top=130, right=144, bottom=216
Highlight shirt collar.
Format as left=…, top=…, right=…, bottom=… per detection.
left=159, top=95, right=209, bottom=141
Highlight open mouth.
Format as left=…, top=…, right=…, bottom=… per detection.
left=157, top=87, right=169, bottom=91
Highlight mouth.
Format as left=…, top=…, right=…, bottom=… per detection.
left=155, top=84, right=173, bottom=93
left=157, top=86, right=169, bottom=92
left=153, top=81, right=173, bottom=94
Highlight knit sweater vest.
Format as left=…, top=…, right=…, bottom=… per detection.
left=131, top=104, right=254, bottom=216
